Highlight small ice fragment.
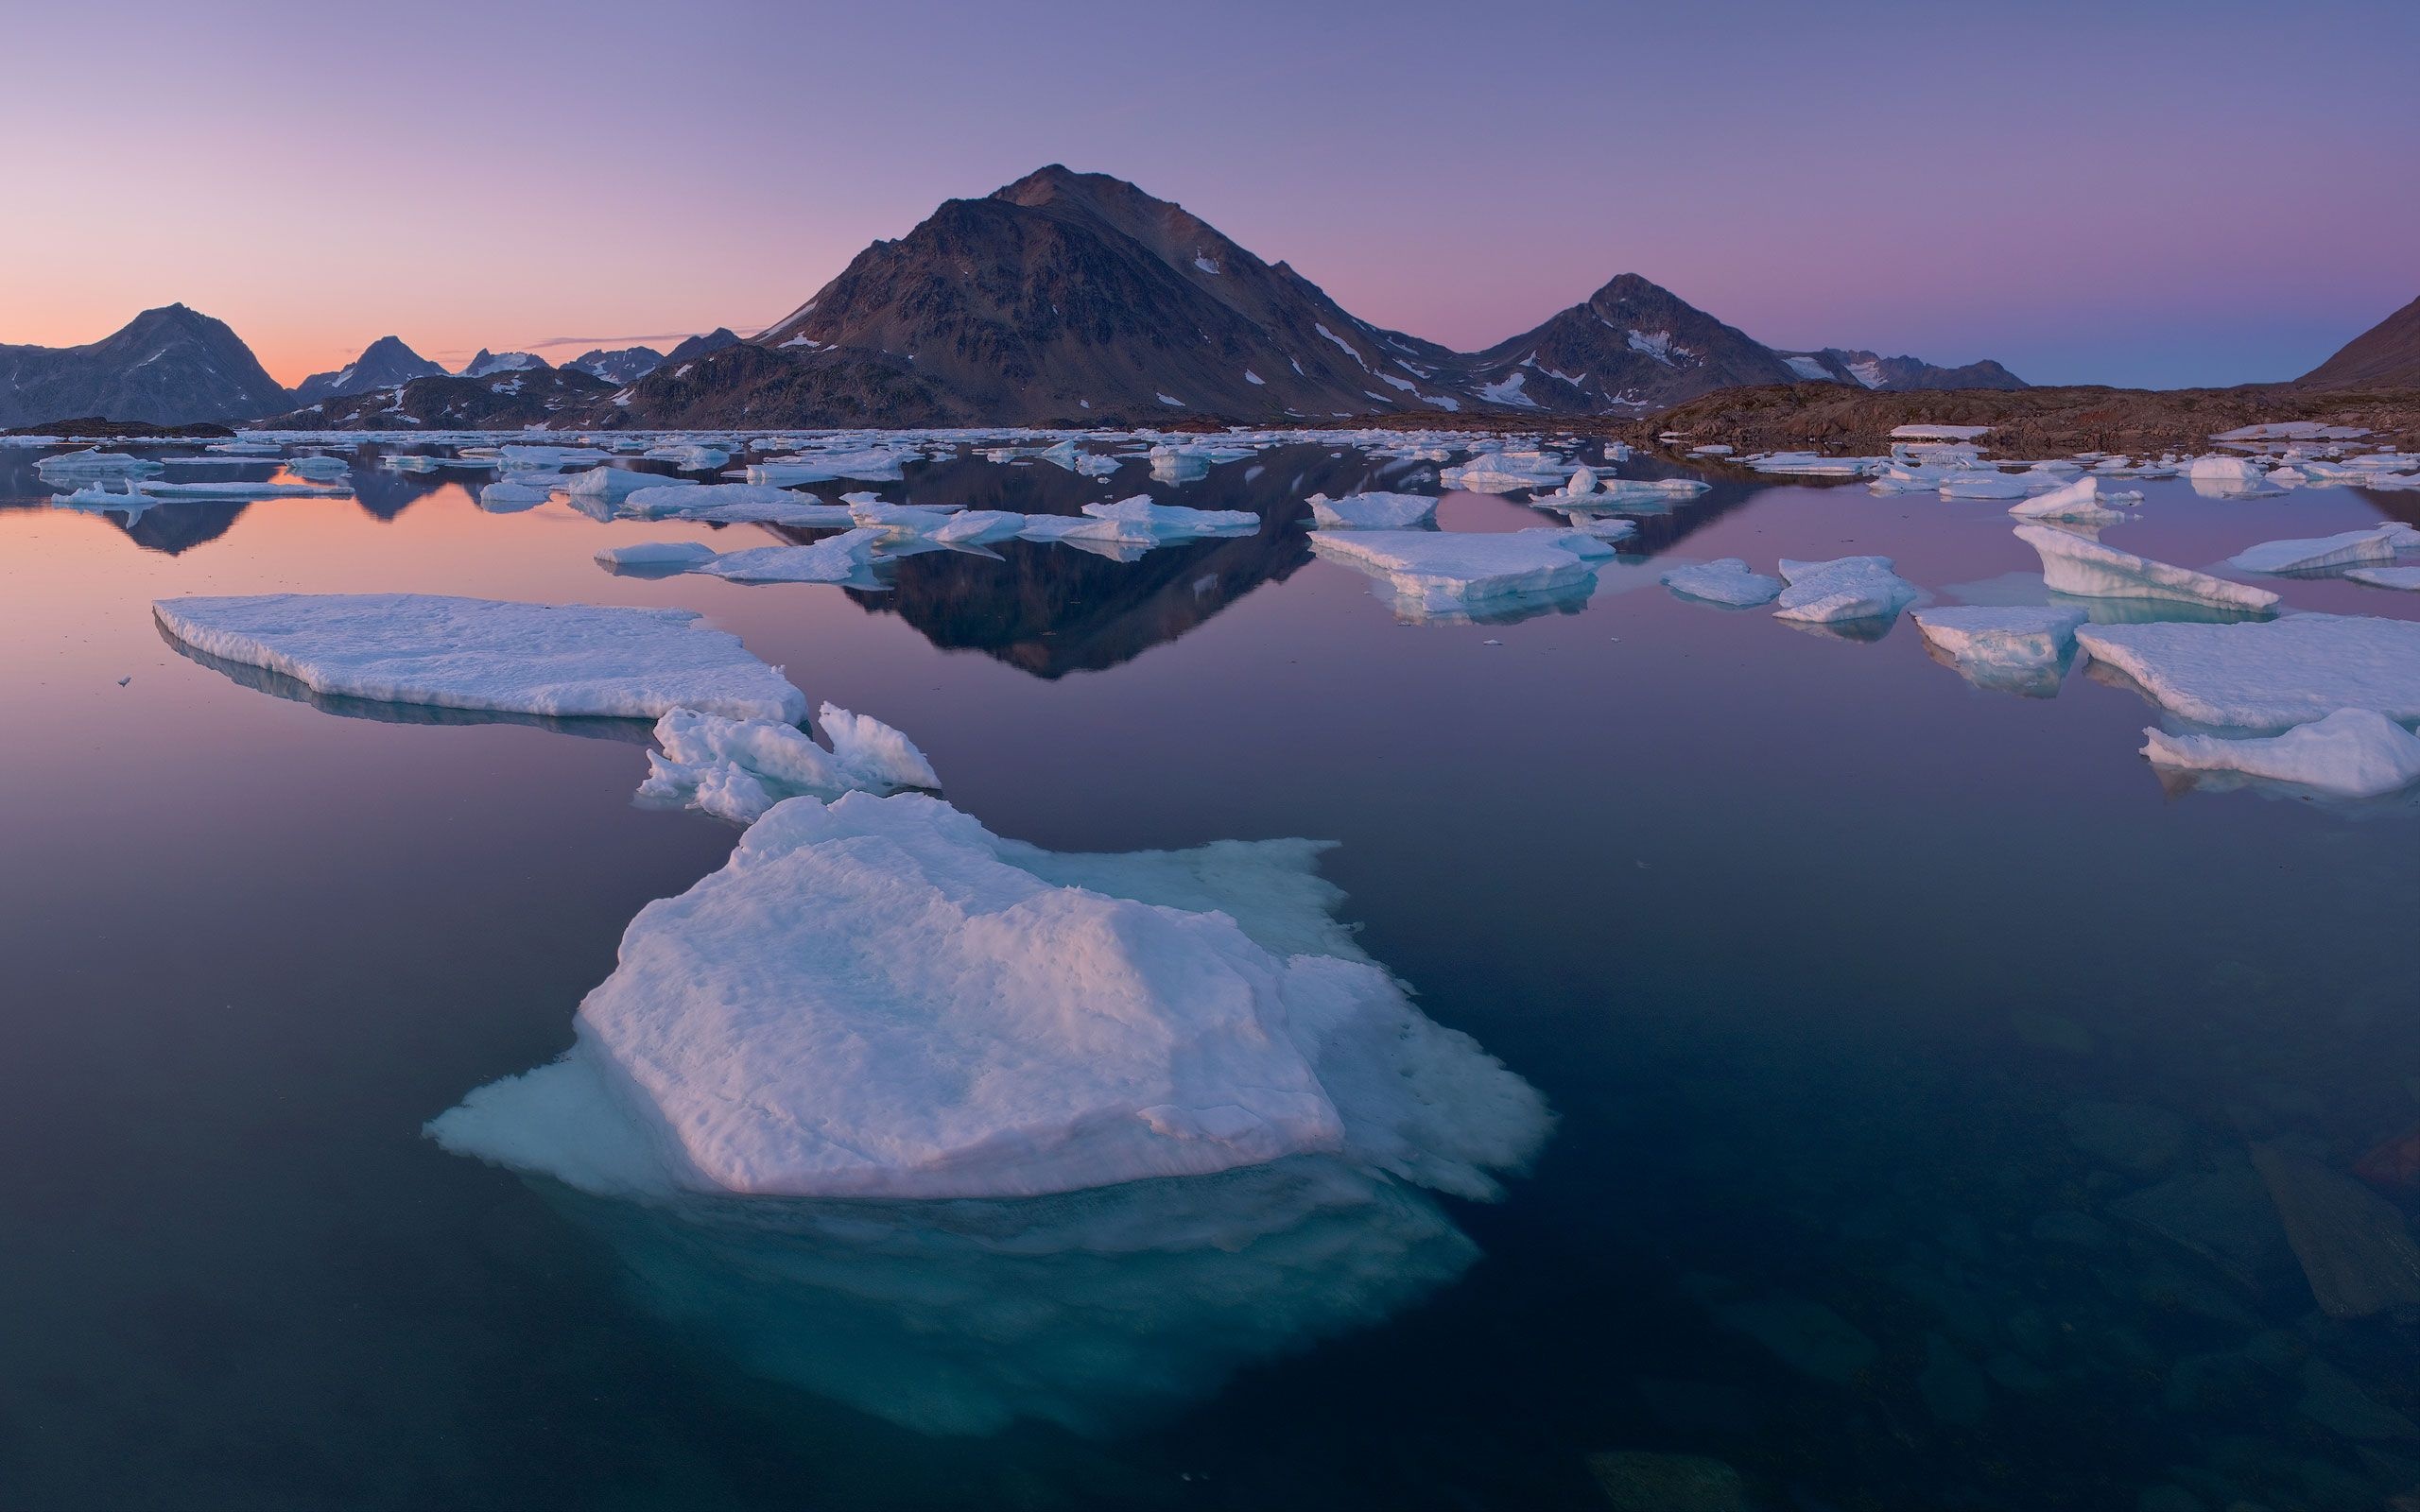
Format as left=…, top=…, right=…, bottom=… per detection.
left=2346, top=566, right=2420, bottom=593
left=1772, top=556, right=1917, bottom=625
left=596, top=541, right=719, bottom=570
left=1661, top=558, right=1782, bottom=607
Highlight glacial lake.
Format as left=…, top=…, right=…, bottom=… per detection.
left=2, top=437, right=2416, bottom=1511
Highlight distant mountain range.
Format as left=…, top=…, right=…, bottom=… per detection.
left=11, top=166, right=2415, bottom=431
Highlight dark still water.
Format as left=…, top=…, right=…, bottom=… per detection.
left=1, top=438, right=2416, bottom=1510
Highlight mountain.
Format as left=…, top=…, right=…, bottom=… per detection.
left=581, top=167, right=2020, bottom=429
left=459, top=349, right=548, bottom=378
left=0, top=304, right=288, bottom=427
left=567, top=346, right=664, bottom=384
left=291, top=335, right=443, bottom=404
left=1773, top=347, right=2027, bottom=392
left=265, top=365, right=612, bottom=429
left=663, top=329, right=741, bottom=367
left=2299, top=295, right=2420, bottom=388
left=735, top=164, right=1465, bottom=424
left=1453, top=274, right=1806, bottom=413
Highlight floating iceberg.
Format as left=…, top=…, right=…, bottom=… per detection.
left=1772, top=556, right=1917, bottom=625
left=2077, top=614, right=2420, bottom=730
left=153, top=593, right=804, bottom=723
left=431, top=790, right=1548, bottom=1202
left=634, top=704, right=939, bottom=823
left=564, top=467, right=687, bottom=504
left=1308, top=529, right=1600, bottom=615
left=927, top=508, right=1026, bottom=545
left=477, top=480, right=553, bottom=511
left=690, top=528, right=884, bottom=584
left=742, top=446, right=915, bottom=485
left=1661, top=558, right=1783, bottom=608
left=1913, top=606, right=2086, bottom=696
left=1307, top=491, right=1439, bottom=530
left=2225, top=524, right=2411, bottom=576
left=617, top=482, right=854, bottom=526
left=2143, top=709, right=2420, bottom=799
left=125, top=480, right=350, bottom=501
left=284, top=455, right=353, bottom=480
left=2014, top=524, right=2278, bottom=612
left=35, top=448, right=164, bottom=477
left=596, top=541, right=719, bottom=571
left=2347, top=566, right=2420, bottom=593
left=1937, top=470, right=2032, bottom=500
left=1076, top=495, right=1257, bottom=541
left=2186, top=455, right=2286, bottom=498
left=2008, top=475, right=2129, bottom=524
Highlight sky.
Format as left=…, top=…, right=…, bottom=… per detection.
left=4, top=0, right=2413, bottom=390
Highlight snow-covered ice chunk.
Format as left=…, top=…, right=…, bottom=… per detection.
left=634, top=705, right=939, bottom=823
left=430, top=790, right=1548, bottom=1201
left=2008, top=475, right=2129, bottom=523
left=1078, top=495, right=1257, bottom=540
left=1938, top=470, right=2032, bottom=500
left=2142, top=709, right=2420, bottom=799
left=1307, top=491, right=1438, bottom=530
left=36, top=448, right=164, bottom=477
left=2347, top=566, right=2420, bottom=593
left=2014, top=524, right=2278, bottom=612
left=1661, top=558, right=1783, bottom=607
left=1772, top=556, right=1917, bottom=625
left=477, top=480, right=553, bottom=511
left=1308, top=529, right=1599, bottom=615
left=564, top=467, right=688, bottom=504
left=2076, top=614, right=2420, bottom=730
left=615, top=482, right=846, bottom=525
left=154, top=593, right=805, bottom=722
left=2186, top=455, right=2286, bottom=498
left=1913, top=606, right=2085, bottom=696
left=927, top=508, right=1026, bottom=545
left=596, top=541, right=720, bottom=570
left=691, top=527, right=885, bottom=584
left=2225, top=524, right=2409, bottom=575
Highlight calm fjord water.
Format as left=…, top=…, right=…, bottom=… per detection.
left=1, top=442, right=2415, bottom=1510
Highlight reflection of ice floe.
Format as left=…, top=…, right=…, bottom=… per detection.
left=2077, top=614, right=2420, bottom=730
left=2225, top=524, right=2415, bottom=576
left=2143, top=709, right=2420, bottom=800
left=2014, top=524, right=2278, bottom=612
left=1913, top=606, right=2085, bottom=697
left=152, top=593, right=805, bottom=722
left=1309, top=528, right=1602, bottom=620
left=1661, top=558, right=1782, bottom=608
left=1307, top=490, right=1438, bottom=530
left=1772, top=556, right=1917, bottom=627
left=634, top=705, right=938, bottom=823
left=431, top=792, right=1548, bottom=1433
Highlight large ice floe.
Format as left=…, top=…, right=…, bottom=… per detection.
left=1306, top=490, right=1439, bottom=530
left=2014, top=524, right=2279, bottom=612
left=1772, top=556, right=1917, bottom=626
left=686, top=528, right=886, bottom=584
left=618, top=483, right=857, bottom=527
left=634, top=704, right=941, bottom=824
left=1912, top=606, right=2086, bottom=697
left=1660, top=558, right=1783, bottom=608
left=2142, top=709, right=2420, bottom=800
left=430, top=792, right=1550, bottom=1434
left=1308, top=528, right=1601, bottom=618
left=153, top=593, right=804, bottom=722
left=2076, top=614, right=2420, bottom=730
left=2224, top=524, right=2416, bottom=576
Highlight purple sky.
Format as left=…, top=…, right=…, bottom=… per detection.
left=6, top=0, right=2413, bottom=388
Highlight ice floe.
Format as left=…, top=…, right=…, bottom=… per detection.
left=564, top=467, right=687, bottom=504
left=1308, top=529, right=1600, bottom=617
left=2225, top=524, right=2414, bottom=576
left=2347, top=566, right=2420, bottom=593
left=154, top=593, right=805, bottom=722
left=596, top=541, right=720, bottom=571
left=2014, top=524, right=2278, bottom=612
left=2008, top=476, right=2132, bottom=524
left=1772, top=556, right=1918, bottom=626
left=634, top=705, right=939, bottom=823
left=1661, top=558, right=1783, bottom=608
left=431, top=790, right=1549, bottom=1201
left=2142, top=709, right=2420, bottom=799
left=1307, top=491, right=1439, bottom=530
left=689, top=528, right=886, bottom=584
left=2076, top=614, right=2420, bottom=730
left=1913, top=606, right=2086, bottom=696
left=2186, top=455, right=2287, bottom=499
